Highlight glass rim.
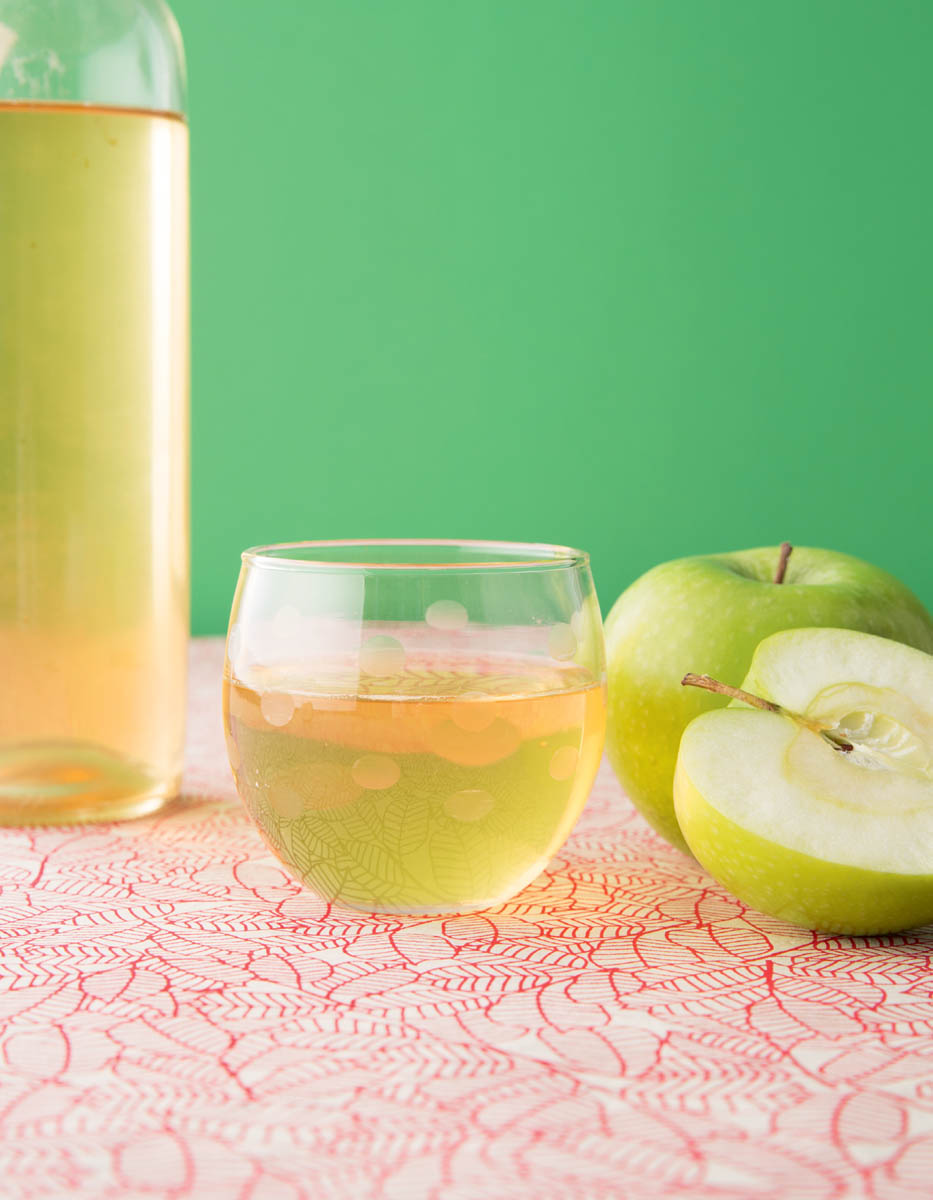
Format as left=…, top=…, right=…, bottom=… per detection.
left=241, top=538, right=590, bottom=572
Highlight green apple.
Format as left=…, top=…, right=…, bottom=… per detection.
left=674, top=628, right=933, bottom=934
left=605, top=545, right=933, bottom=852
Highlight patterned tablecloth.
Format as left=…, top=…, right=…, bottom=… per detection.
left=2, top=640, right=932, bottom=1200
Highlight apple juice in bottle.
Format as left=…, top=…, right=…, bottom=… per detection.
left=0, top=2, right=189, bottom=823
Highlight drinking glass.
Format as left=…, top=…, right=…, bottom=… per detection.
left=223, top=540, right=606, bottom=915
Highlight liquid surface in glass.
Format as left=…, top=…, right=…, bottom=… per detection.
left=224, top=656, right=606, bottom=914
left=0, top=103, right=189, bottom=824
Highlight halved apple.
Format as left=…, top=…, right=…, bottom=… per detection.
left=673, top=628, right=933, bottom=934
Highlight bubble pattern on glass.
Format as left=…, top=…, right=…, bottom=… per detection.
left=224, top=594, right=602, bottom=911
left=227, top=597, right=590, bottom=684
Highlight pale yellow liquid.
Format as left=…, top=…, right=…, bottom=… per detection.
left=0, top=104, right=189, bottom=824
left=224, top=662, right=606, bottom=914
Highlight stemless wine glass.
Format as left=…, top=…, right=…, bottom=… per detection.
left=222, top=540, right=606, bottom=915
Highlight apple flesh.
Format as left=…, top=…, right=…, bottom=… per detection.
left=674, top=628, right=933, bottom=934
left=606, top=545, right=933, bottom=852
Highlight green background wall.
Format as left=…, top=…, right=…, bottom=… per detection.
left=173, top=0, right=933, bottom=635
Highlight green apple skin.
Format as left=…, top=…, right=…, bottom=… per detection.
left=605, top=546, right=933, bottom=852
left=674, top=755, right=933, bottom=935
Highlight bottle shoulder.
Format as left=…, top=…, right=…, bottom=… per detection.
left=0, top=1, right=186, bottom=116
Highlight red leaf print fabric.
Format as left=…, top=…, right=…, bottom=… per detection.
left=0, top=640, right=931, bottom=1199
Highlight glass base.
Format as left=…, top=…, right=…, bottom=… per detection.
left=332, top=899, right=504, bottom=917
left=0, top=740, right=180, bottom=826
left=300, top=855, right=554, bottom=917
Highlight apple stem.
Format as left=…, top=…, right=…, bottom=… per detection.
left=682, top=673, right=778, bottom=712
left=773, top=542, right=793, bottom=584
left=681, top=672, right=854, bottom=753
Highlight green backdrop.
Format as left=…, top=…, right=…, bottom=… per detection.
left=174, top=0, right=933, bottom=635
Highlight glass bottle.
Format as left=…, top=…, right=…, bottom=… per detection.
left=0, top=1, right=189, bottom=823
